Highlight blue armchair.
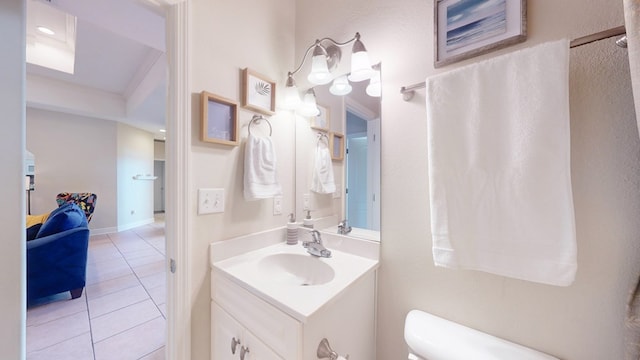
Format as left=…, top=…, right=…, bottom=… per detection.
left=27, top=203, right=90, bottom=303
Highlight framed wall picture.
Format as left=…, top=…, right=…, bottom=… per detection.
left=242, top=68, right=276, bottom=115
left=200, top=91, right=239, bottom=146
left=311, top=104, right=330, bottom=131
left=434, top=0, right=527, bottom=68
left=330, top=132, right=344, bottom=161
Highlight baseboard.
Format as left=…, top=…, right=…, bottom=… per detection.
left=117, top=218, right=156, bottom=232
left=90, top=226, right=118, bottom=235
left=90, top=217, right=155, bottom=235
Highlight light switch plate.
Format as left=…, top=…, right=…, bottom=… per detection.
left=198, top=188, right=224, bottom=214
left=333, top=184, right=341, bottom=199
left=273, top=196, right=283, bottom=215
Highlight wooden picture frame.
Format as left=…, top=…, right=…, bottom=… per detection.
left=200, top=91, right=239, bottom=146
left=242, top=68, right=276, bottom=115
left=311, top=103, right=330, bottom=131
left=330, top=132, right=344, bottom=161
left=434, top=0, right=527, bottom=68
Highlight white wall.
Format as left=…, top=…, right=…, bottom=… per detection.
left=26, top=108, right=118, bottom=232
left=0, top=0, right=26, bottom=358
left=295, top=1, right=640, bottom=359
left=189, top=0, right=296, bottom=358
left=26, top=108, right=156, bottom=234
left=117, top=123, right=155, bottom=230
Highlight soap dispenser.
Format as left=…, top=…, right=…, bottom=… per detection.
left=286, top=213, right=298, bottom=245
left=303, top=210, right=314, bottom=229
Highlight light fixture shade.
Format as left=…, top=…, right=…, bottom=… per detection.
left=282, top=84, right=301, bottom=110
left=329, top=75, right=352, bottom=96
left=348, top=50, right=374, bottom=82
left=307, top=54, right=332, bottom=85
left=296, top=90, right=320, bottom=117
left=366, top=69, right=381, bottom=97
left=281, top=74, right=302, bottom=110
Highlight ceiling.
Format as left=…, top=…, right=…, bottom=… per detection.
left=25, top=0, right=380, bottom=141
left=26, top=0, right=167, bottom=140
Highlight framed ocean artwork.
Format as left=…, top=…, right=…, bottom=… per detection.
left=434, top=0, right=527, bottom=67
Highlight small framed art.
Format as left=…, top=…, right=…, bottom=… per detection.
left=330, top=132, right=344, bottom=161
left=311, top=104, right=330, bottom=131
left=242, top=68, right=276, bottom=115
left=434, top=0, right=527, bottom=68
left=200, top=91, right=239, bottom=146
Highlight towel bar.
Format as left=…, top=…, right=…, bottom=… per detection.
left=399, top=25, right=626, bottom=102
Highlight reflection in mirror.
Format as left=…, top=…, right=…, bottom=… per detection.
left=295, top=67, right=381, bottom=242
left=345, top=101, right=380, bottom=232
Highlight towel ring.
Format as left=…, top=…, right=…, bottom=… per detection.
left=317, top=132, right=329, bottom=146
left=248, top=114, right=272, bottom=136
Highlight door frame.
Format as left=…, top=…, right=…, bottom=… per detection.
left=143, top=1, right=191, bottom=359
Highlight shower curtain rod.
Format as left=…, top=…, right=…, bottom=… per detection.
left=400, top=25, right=627, bottom=101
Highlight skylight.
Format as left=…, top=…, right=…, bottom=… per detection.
left=26, top=0, right=77, bottom=74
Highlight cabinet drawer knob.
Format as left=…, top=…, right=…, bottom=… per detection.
left=240, top=345, right=250, bottom=360
left=231, top=337, right=241, bottom=354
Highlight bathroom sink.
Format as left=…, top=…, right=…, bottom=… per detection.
left=258, top=253, right=335, bottom=286
left=211, top=233, right=379, bottom=321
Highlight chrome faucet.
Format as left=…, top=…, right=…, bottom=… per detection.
left=302, top=230, right=331, bottom=258
left=337, top=219, right=352, bottom=235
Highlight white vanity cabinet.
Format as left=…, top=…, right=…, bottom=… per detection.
left=211, top=269, right=377, bottom=360
left=210, top=233, right=379, bottom=360
left=212, top=302, right=283, bottom=360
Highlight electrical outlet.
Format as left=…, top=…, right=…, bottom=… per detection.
left=198, top=188, right=225, bottom=215
left=273, top=196, right=283, bottom=215
left=303, top=193, right=310, bottom=211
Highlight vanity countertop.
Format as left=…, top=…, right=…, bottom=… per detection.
left=211, top=234, right=379, bottom=323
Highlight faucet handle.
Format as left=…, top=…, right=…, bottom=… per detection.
left=337, top=219, right=352, bottom=235
left=311, top=229, right=321, bottom=242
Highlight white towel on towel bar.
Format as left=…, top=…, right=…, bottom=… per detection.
left=426, top=39, right=577, bottom=286
left=244, top=133, right=282, bottom=201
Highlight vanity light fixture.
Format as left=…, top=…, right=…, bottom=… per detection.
left=348, top=35, right=374, bottom=82
left=366, top=64, right=382, bottom=97
left=297, top=89, right=321, bottom=117
left=283, top=32, right=374, bottom=116
left=308, top=41, right=333, bottom=85
left=329, top=75, right=352, bottom=96
left=281, top=73, right=302, bottom=110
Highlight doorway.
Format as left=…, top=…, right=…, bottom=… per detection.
left=154, top=160, right=165, bottom=213
left=346, top=115, right=368, bottom=228
left=23, top=0, right=178, bottom=359
left=346, top=110, right=381, bottom=231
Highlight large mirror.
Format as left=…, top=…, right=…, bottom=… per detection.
left=294, top=67, right=381, bottom=241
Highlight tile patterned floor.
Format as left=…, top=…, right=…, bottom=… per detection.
left=26, top=217, right=167, bottom=360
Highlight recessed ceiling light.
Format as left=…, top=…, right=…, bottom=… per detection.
left=159, top=129, right=166, bottom=133
left=36, top=26, right=55, bottom=35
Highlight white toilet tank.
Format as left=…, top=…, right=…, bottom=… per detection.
left=404, top=310, right=559, bottom=360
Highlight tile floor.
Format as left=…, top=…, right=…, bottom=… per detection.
left=26, top=217, right=167, bottom=360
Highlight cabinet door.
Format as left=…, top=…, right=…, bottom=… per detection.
left=212, top=302, right=284, bottom=360
left=212, top=302, right=244, bottom=360
left=242, top=330, right=283, bottom=360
